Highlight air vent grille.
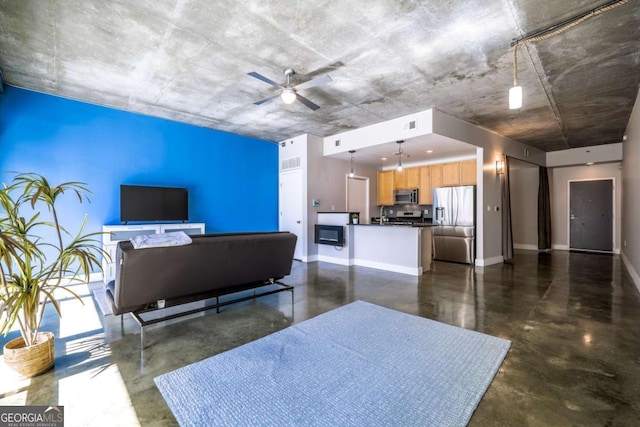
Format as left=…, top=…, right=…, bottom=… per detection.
left=281, top=156, right=301, bottom=171
left=403, top=120, right=417, bottom=130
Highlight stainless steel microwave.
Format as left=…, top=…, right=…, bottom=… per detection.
left=393, top=189, right=418, bottom=205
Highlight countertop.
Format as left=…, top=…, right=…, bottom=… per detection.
left=353, top=223, right=435, bottom=227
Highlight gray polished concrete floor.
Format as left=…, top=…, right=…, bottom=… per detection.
left=1, top=250, right=639, bottom=426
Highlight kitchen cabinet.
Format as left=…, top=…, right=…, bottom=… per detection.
left=377, top=160, right=475, bottom=206
left=377, top=170, right=395, bottom=206
left=406, top=167, right=420, bottom=189
left=460, top=159, right=477, bottom=185
left=418, top=166, right=432, bottom=204
left=393, top=169, right=406, bottom=190
left=442, top=162, right=460, bottom=186
left=394, top=167, right=419, bottom=190
left=431, top=164, right=444, bottom=190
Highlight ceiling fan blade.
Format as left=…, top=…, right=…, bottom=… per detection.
left=293, top=74, right=332, bottom=91
left=295, top=93, right=321, bottom=111
left=247, top=72, right=282, bottom=88
left=254, top=94, right=280, bottom=106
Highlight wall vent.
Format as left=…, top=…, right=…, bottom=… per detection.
left=281, top=156, right=301, bottom=171
left=335, top=139, right=341, bottom=147
left=403, top=120, right=417, bottom=131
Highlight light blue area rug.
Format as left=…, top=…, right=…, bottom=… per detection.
left=155, top=300, right=511, bottom=427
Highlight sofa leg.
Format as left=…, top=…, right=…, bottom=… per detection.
left=127, top=281, right=294, bottom=353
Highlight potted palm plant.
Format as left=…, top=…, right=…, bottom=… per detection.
left=0, top=173, right=104, bottom=377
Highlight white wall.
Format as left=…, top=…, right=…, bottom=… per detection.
left=549, top=163, right=622, bottom=252
left=307, top=134, right=351, bottom=260
left=547, top=143, right=623, bottom=167
left=279, top=133, right=351, bottom=262
left=510, top=165, right=539, bottom=250
left=323, top=110, right=434, bottom=155
left=622, top=90, right=640, bottom=291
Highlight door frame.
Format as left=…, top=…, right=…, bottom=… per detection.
left=567, top=177, right=615, bottom=252
left=345, top=174, right=370, bottom=224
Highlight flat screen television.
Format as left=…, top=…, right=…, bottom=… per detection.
left=120, top=185, right=188, bottom=223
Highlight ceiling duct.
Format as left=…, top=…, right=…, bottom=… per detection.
left=403, top=120, right=416, bottom=131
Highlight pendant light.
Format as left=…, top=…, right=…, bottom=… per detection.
left=509, top=44, right=522, bottom=109
left=396, top=140, right=404, bottom=172
left=506, top=0, right=629, bottom=110
left=348, top=150, right=356, bottom=177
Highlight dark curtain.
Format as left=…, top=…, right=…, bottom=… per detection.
left=538, top=166, right=552, bottom=250
left=502, top=156, right=514, bottom=261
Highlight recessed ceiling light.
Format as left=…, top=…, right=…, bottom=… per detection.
left=586, top=162, right=594, bottom=166
left=381, top=157, right=387, bottom=161
left=427, top=150, right=433, bottom=153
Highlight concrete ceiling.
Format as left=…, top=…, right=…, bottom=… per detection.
left=0, top=0, right=638, bottom=152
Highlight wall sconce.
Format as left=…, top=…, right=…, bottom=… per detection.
left=496, top=159, right=505, bottom=175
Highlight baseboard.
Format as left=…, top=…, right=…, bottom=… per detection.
left=475, top=256, right=504, bottom=267
left=620, top=251, right=640, bottom=293
left=317, top=255, right=353, bottom=266
left=551, top=241, right=621, bottom=254
left=304, top=255, right=318, bottom=263
left=353, top=258, right=421, bottom=276
left=513, top=244, right=539, bottom=251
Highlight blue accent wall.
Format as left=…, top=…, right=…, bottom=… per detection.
left=0, top=86, right=278, bottom=238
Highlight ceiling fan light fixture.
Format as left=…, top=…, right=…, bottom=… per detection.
left=281, top=88, right=297, bottom=104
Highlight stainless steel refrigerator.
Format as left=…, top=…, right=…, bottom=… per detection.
left=433, top=185, right=475, bottom=264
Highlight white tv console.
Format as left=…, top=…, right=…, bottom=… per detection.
left=101, top=222, right=205, bottom=284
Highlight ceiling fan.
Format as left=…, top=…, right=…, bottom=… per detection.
left=248, top=68, right=332, bottom=111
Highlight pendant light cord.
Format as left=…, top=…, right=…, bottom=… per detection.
left=513, top=43, right=519, bottom=86
left=512, top=0, right=629, bottom=48
left=509, top=0, right=629, bottom=104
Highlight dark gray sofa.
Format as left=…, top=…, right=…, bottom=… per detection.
left=105, top=231, right=297, bottom=317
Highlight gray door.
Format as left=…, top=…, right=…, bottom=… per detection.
left=569, top=180, right=613, bottom=252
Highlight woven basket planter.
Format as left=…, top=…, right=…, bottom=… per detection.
left=3, top=332, right=55, bottom=377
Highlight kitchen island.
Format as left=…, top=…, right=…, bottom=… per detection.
left=316, top=212, right=433, bottom=276
left=352, top=224, right=433, bottom=275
